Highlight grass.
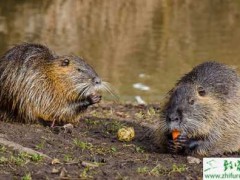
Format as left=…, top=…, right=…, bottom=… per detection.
left=122, top=144, right=145, bottom=154
left=35, top=140, right=45, bottom=150
left=84, top=118, right=125, bottom=136
left=80, top=167, right=93, bottom=179
left=134, top=107, right=159, bottom=123
left=135, top=146, right=145, bottom=153
left=6, top=152, right=43, bottom=166
left=30, top=153, right=43, bottom=162
left=88, top=108, right=114, bottom=118
left=0, top=145, right=6, bottom=152
left=10, top=154, right=26, bottom=166
left=172, top=164, right=187, bottom=173
left=73, top=139, right=93, bottom=151
left=147, top=107, right=156, bottom=116
left=22, top=173, right=32, bottom=180
left=116, top=172, right=130, bottom=180
left=73, top=139, right=118, bottom=156
left=63, top=154, right=74, bottom=162
left=0, top=156, right=8, bottom=164
left=135, top=111, right=144, bottom=119
left=111, top=146, right=117, bottom=152
left=104, top=120, right=125, bottom=135
left=137, top=166, right=149, bottom=174
left=85, top=119, right=101, bottom=126
left=137, top=164, right=187, bottom=176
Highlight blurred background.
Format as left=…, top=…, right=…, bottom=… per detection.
left=1, top=0, right=240, bottom=103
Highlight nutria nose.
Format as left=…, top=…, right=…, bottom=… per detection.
left=93, top=77, right=101, bottom=85
left=167, top=114, right=180, bottom=122
left=167, top=109, right=182, bottom=122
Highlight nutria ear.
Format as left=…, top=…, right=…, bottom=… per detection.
left=197, top=86, right=206, bottom=96
left=61, top=59, right=70, bottom=66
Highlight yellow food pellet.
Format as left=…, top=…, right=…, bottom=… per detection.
left=117, top=127, right=135, bottom=142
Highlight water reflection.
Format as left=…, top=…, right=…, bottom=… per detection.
left=1, top=0, right=240, bottom=102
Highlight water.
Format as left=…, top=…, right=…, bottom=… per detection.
left=1, top=0, right=240, bottom=102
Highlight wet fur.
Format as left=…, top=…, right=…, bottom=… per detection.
left=0, top=43, right=107, bottom=124
left=154, top=62, right=240, bottom=155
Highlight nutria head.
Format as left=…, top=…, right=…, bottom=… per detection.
left=45, top=55, right=106, bottom=100
left=160, top=62, right=240, bottom=139
left=1, top=43, right=107, bottom=101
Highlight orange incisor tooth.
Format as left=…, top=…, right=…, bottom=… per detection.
left=172, top=130, right=180, bottom=140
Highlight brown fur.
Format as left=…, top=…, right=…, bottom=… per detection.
left=0, top=43, right=107, bottom=125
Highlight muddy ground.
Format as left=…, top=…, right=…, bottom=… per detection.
left=0, top=103, right=237, bottom=180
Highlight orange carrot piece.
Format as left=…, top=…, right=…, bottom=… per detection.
left=172, top=130, right=180, bottom=140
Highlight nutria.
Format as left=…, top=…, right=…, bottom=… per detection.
left=0, top=43, right=110, bottom=125
left=154, top=61, right=240, bottom=155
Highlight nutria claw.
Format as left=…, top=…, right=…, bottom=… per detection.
left=167, top=140, right=181, bottom=154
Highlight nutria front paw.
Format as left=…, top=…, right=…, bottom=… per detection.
left=182, top=139, right=201, bottom=155
left=88, top=94, right=102, bottom=105
left=167, top=134, right=188, bottom=154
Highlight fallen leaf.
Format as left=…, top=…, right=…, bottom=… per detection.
left=59, top=167, right=67, bottom=177
left=82, top=161, right=99, bottom=168
left=51, top=158, right=61, bottom=165
left=51, top=167, right=60, bottom=174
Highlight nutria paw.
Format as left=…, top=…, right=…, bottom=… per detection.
left=187, top=139, right=200, bottom=151
left=77, top=94, right=101, bottom=110
left=167, top=134, right=188, bottom=154
left=168, top=134, right=200, bottom=154
left=88, top=94, right=102, bottom=105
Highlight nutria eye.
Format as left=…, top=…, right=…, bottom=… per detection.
left=198, top=87, right=206, bottom=96
left=189, top=99, right=195, bottom=105
left=61, top=59, right=70, bottom=66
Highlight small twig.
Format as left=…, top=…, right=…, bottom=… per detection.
left=65, top=161, right=79, bottom=165
left=8, top=164, right=16, bottom=171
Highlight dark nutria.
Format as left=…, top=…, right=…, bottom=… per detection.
left=0, top=43, right=110, bottom=125
left=154, top=61, right=240, bottom=155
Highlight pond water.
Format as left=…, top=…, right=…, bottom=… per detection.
left=1, top=0, right=240, bottom=103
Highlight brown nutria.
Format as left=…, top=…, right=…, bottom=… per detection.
left=0, top=43, right=110, bottom=125
left=154, top=61, right=240, bottom=156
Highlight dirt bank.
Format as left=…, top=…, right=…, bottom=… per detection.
left=0, top=103, right=237, bottom=180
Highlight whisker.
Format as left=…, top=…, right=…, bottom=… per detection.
left=75, top=83, right=88, bottom=90
left=66, top=83, right=89, bottom=97
left=103, top=82, right=119, bottom=94
left=75, top=78, right=91, bottom=80
left=80, top=85, right=91, bottom=97
left=84, top=86, right=92, bottom=97
left=77, top=83, right=90, bottom=97
left=102, top=82, right=119, bottom=101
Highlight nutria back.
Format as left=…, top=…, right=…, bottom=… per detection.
left=0, top=43, right=107, bottom=124
left=154, top=61, right=240, bottom=155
